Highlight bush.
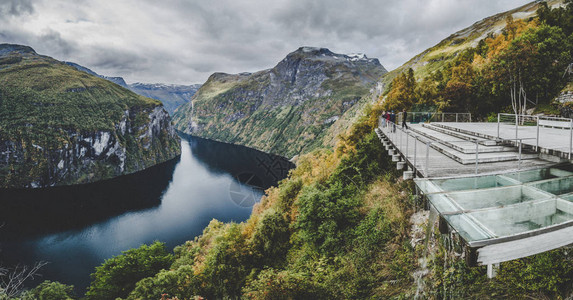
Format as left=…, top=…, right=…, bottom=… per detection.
left=200, top=224, right=255, bottom=299
left=296, top=182, right=361, bottom=255
left=242, top=268, right=332, bottom=299
left=252, top=211, right=291, bottom=267
left=128, top=265, right=200, bottom=300
left=24, top=281, right=75, bottom=300
left=85, top=241, right=174, bottom=300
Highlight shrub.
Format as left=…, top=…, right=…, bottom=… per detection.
left=252, top=211, right=291, bottom=267
left=127, top=265, right=200, bottom=300
left=85, top=241, right=173, bottom=300
left=242, top=268, right=332, bottom=300
left=24, top=281, right=75, bottom=300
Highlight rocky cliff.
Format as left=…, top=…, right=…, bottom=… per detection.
left=172, top=47, right=387, bottom=158
left=0, top=44, right=180, bottom=188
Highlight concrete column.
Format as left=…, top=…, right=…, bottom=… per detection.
left=403, top=169, right=414, bottom=180
left=487, top=263, right=500, bottom=278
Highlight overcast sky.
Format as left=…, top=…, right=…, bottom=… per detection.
left=0, top=0, right=531, bottom=85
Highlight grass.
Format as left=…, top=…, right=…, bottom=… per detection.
left=563, top=82, right=573, bottom=93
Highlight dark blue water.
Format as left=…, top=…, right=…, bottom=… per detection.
left=0, top=135, right=293, bottom=294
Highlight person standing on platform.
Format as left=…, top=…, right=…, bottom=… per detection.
left=390, top=111, right=396, bottom=132
left=402, top=109, right=408, bottom=129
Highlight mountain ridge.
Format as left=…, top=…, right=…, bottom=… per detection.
left=172, top=46, right=387, bottom=158
left=65, top=62, right=202, bottom=115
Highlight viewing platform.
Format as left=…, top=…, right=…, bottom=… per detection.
left=376, top=112, right=573, bottom=277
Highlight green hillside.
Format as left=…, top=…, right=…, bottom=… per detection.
left=380, top=0, right=572, bottom=118
left=0, top=44, right=180, bottom=188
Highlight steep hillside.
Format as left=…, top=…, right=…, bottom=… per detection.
left=379, top=0, right=571, bottom=118
left=128, top=83, right=201, bottom=115
left=172, top=47, right=387, bottom=158
left=65, top=62, right=201, bottom=115
left=65, top=61, right=129, bottom=88
left=0, top=44, right=180, bottom=188
left=379, top=0, right=564, bottom=92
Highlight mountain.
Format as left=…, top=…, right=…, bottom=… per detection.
left=172, top=47, right=387, bottom=158
left=128, top=83, right=201, bottom=115
left=64, top=61, right=129, bottom=88
left=378, top=0, right=563, bottom=92
left=0, top=44, right=180, bottom=188
left=65, top=62, right=201, bottom=115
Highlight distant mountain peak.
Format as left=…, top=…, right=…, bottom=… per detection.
left=296, top=46, right=335, bottom=56
left=0, top=43, right=37, bottom=57
left=286, top=46, right=381, bottom=65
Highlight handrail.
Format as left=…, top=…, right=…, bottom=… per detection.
left=497, top=113, right=573, bottom=158
left=380, top=111, right=573, bottom=178
left=393, top=111, right=472, bottom=124
left=380, top=116, right=529, bottom=178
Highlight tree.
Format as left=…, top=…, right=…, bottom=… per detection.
left=24, top=280, right=75, bottom=300
left=0, top=262, right=49, bottom=299
left=442, top=61, right=475, bottom=112
left=491, top=24, right=571, bottom=115
left=538, top=0, right=573, bottom=36
left=383, top=68, right=416, bottom=111
left=85, top=241, right=174, bottom=300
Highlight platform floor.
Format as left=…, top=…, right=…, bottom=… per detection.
left=439, top=122, right=573, bottom=159
left=380, top=121, right=573, bottom=268
left=377, top=123, right=555, bottom=178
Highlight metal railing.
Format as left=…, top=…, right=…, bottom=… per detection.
left=392, top=112, right=472, bottom=124
left=379, top=116, right=524, bottom=178
left=498, top=113, right=573, bottom=159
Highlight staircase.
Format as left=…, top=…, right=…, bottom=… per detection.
left=407, top=123, right=538, bottom=165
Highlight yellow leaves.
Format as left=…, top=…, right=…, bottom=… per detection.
left=253, top=188, right=278, bottom=215
left=290, top=149, right=339, bottom=186
left=471, top=53, right=487, bottom=69
left=484, top=17, right=538, bottom=63
left=361, top=179, right=408, bottom=225
left=383, top=69, right=416, bottom=111
left=242, top=213, right=260, bottom=239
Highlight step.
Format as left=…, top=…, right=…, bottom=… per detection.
left=422, top=123, right=497, bottom=146
left=431, top=123, right=499, bottom=142
left=427, top=140, right=538, bottom=165
left=410, top=126, right=513, bottom=154
left=429, top=123, right=540, bottom=151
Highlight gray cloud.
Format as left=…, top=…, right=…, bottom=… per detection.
left=0, top=0, right=35, bottom=17
left=0, top=0, right=531, bottom=84
left=37, top=29, right=76, bottom=56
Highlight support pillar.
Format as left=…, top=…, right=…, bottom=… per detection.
left=487, top=263, right=500, bottom=278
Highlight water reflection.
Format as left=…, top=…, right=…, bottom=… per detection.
left=0, top=158, right=178, bottom=239
left=0, top=136, right=292, bottom=293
